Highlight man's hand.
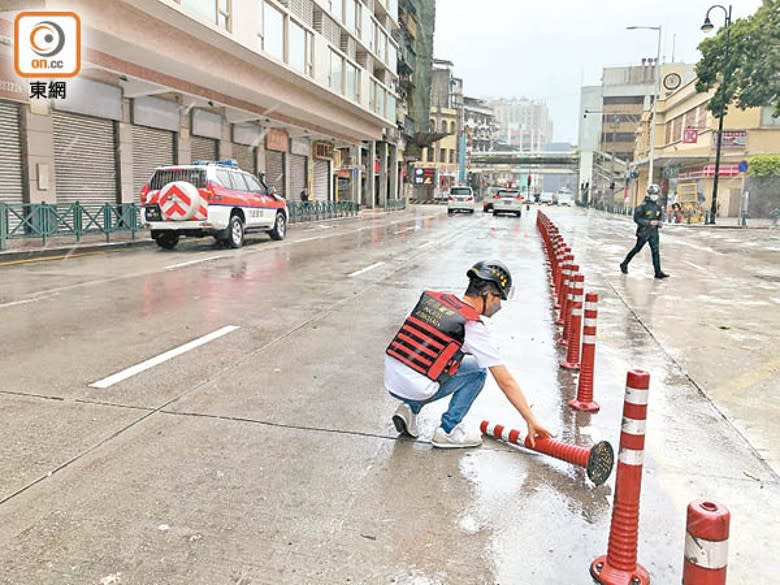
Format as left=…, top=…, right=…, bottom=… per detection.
left=525, top=419, right=553, bottom=448
left=650, top=220, right=659, bottom=227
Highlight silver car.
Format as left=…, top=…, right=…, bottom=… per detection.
left=447, top=186, right=475, bottom=214
left=492, top=189, right=524, bottom=217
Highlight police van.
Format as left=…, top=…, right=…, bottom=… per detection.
left=140, top=160, right=288, bottom=249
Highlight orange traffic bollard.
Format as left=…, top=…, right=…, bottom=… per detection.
left=682, top=500, right=730, bottom=585
left=591, top=370, right=651, bottom=585
left=480, top=420, right=614, bottom=486
left=570, top=293, right=600, bottom=411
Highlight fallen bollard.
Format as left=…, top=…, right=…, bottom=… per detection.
left=569, top=293, right=600, bottom=412
left=682, top=499, right=730, bottom=585
left=591, top=370, right=651, bottom=585
left=480, top=420, right=614, bottom=486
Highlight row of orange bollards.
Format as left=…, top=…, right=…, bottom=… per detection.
left=530, top=210, right=731, bottom=585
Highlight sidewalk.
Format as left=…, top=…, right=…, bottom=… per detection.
left=594, top=209, right=776, bottom=229
left=0, top=207, right=411, bottom=263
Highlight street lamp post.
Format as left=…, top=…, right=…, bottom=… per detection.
left=627, top=26, right=662, bottom=193
left=701, top=4, right=733, bottom=224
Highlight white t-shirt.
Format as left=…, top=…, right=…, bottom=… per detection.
left=384, top=317, right=503, bottom=401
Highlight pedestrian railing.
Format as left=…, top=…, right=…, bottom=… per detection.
left=0, top=201, right=141, bottom=250
left=286, top=200, right=360, bottom=224
left=384, top=198, right=407, bottom=211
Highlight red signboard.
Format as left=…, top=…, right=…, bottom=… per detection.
left=682, top=127, right=698, bottom=144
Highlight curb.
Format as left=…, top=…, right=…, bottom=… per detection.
left=0, top=209, right=411, bottom=264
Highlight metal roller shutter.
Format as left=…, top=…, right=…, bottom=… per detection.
left=313, top=159, right=329, bottom=201
left=289, top=154, right=306, bottom=201
left=53, top=111, right=118, bottom=205
left=232, top=143, right=255, bottom=174
left=132, top=125, right=175, bottom=199
left=265, top=151, right=285, bottom=198
left=0, top=101, right=24, bottom=205
left=190, top=136, right=217, bottom=162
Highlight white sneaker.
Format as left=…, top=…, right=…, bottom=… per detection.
left=431, top=424, right=482, bottom=449
left=392, top=403, right=419, bottom=438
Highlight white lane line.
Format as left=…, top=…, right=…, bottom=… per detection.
left=0, top=296, right=45, bottom=309
left=392, top=226, right=416, bottom=235
left=418, top=241, right=435, bottom=249
left=771, top=298, right=780, bottom=305
left=89, top=325, right=240, bottom=389
left=348, top=261, right=385, bottom=277
left=682, top=260, right=710, bottom=274
left=165, top=255, right=228, bottom=270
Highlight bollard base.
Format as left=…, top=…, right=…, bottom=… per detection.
left=586, top=441, right=614, bottom=485
left=590, top=556, right=650, bottom=585
left=560, top=360, right=580, bottom=370
left=568, top=398, right=600, bottom=413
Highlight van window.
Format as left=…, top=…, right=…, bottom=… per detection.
left=150, top=168, right=206, bottom=189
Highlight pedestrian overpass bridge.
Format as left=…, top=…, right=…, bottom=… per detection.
left=470, top=151, right=580, bottom=174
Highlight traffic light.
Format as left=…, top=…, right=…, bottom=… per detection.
left=527, top=175, right=532, bottom=186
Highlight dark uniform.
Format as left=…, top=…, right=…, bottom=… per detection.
left=620, top=196, right=668, bottom=278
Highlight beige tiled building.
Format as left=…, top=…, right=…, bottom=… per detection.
left=0, top=0, right=401, bottom=209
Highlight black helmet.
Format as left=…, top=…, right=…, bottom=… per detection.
left=467, top=260, right=513, bottom=300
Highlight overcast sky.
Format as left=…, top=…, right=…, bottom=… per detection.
left=434, top=0, right=762, bottom=144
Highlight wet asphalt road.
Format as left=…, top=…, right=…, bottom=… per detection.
left=0, top=206, right=777, bottom=584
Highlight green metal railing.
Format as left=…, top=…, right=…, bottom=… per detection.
left=286, top=200, right=360, bottom=224
left=0, top=201, right=141, bottom=250
left=384, top=198, right=407, bottom=211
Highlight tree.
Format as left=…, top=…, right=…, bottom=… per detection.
left=696, top=0, right=780, bottom=118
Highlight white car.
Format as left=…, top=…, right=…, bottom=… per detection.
left=447, top=186, right=475, bottom=214
left=491, top=189, right=524, bottom=217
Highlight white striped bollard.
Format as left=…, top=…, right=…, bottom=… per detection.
left=591, top=370, right=651, bottom=585
left=683, top=500, right=730, bottom=585
left=569, top=293, right=600, bottom=412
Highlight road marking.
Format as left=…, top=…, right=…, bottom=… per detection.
left=682, top=260, right=710, bottom=274
left=0, top=250, right=107, bottom=268
left=89, top=325, right=240, bottom=389
left=418, top=241, right=435, bottom=249
left=0, top=293, right=59, bottom=309
left=165, top=255, right=228, bottom=270
left=392, top=227, right=416, bottom=235
left=348, top=261, right=385, bottom=277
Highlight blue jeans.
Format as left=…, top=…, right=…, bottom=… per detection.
left=395, top=356, right=487, bottom=433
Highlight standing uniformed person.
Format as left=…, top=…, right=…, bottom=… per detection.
left=620, top=184, right=670, bottom=279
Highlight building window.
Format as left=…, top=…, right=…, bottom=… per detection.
left=354, top=1, right=362, bottom=37
left=450, top=121, right=456, bottom=133
left=449, top=150, right=455, bottom=164
left=257, top=0, right=264, bottom=48
left=330, top=49, right=344, bottom=94
left=760, top=106, right=780, bottom=128
left=181, top=0, right=215, bottom=22
left=439, top=149, right=446, bottom=163
left=289, top=20, right=312, bottom=75
left=263, top=1, right=285, bottom=61
left=345, top=0, right=356, bottom=32
left=217, top=0, right=231, bottom=30
left=330, top=0, right=342, bottom=22
left=346, top=62, right=358, bottom=101
left=386, top=93, right=396, bottom=121
left=429, top=119, right=435, bottom=131
left=387, top=42, right=397, bottom=69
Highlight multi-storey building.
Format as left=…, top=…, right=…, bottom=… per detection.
left=463, top=96, right=498, bottom=153
left=632, top=63, right=780, bottom=218
left=0, top=0, right=400, bottom=211
left=489, top=97, right=553, bottom=152
left=412, top=58, right=461, bottom=199
left=578, top=61, right=657, bottom=205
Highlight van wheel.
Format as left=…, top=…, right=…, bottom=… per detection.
left=156, top=233, right=179, bottom=249
left=269, top=211, right=286, bottom=240
left=228, top=215, right=245, bottom=248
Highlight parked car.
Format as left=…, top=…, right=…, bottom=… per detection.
left=140, top=159, right=288, bottom=249
left=447, top=186, right=475, bottom=214
left=556, top=188, right=575, bottom=206
left=491, top=189, right=524, bottom=217
left=539, top=192, right=554, bottom=205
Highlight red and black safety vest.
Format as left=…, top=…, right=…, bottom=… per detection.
left=386, top=290, right=481, bottom=383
